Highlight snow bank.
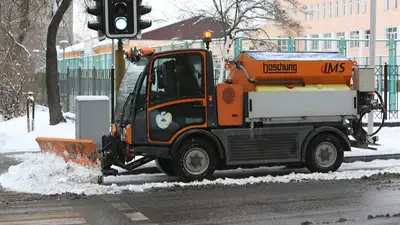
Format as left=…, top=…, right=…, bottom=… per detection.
left=1, top=152, right=400, bottom=196
left=0, top=106, right=74, bottom=153
left=346, top=126, right=400, bottom=157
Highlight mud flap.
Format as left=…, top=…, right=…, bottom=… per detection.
left=35, top=137, right=100, bottom=168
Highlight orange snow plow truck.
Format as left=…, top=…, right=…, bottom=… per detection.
left=36, top=33, right=385, bottom=182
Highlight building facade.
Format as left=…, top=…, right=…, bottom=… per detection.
left=265, top=0, right=400, bottom=64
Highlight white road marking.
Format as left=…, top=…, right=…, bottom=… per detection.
left=110, top=200, right=157, bottom=223
left=111, top=202, right=133, bottom=211
left=0, top=218, right=87, bottom=225
left=0, top=201, right=87, bottom=225
left=0, top=206, right=75, bottom=215
left=124, top=212, right=150, bottom=221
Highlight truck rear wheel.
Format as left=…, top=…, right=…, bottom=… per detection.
left=305, top=133, right=344, bottom=173
left=156, top=158, right=176, bottom=176
left=172, top=139, right=218, bottom=182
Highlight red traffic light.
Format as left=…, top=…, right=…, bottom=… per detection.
left=114, top=2, right=127, bottom=15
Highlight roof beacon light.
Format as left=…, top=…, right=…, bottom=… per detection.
left=203, top=31, right=212, bottom=39
left=203, top=31, right=212, bottom=51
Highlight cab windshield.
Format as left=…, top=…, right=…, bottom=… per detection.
left=115, top=58, right=148, bottom=122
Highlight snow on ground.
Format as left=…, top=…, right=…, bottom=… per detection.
left=2, top=152, right=400, bottom=195
left=0, top=106, right=74, bottom=153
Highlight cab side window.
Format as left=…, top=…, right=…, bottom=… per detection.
left=150, top=53, right=204, bottom=105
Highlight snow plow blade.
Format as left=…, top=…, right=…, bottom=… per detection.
left=35, top=137, right=100, bottom=168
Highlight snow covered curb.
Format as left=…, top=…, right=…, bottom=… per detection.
left=63, top=112, right=75, bottom=121
left=1, top=152, right=400, bottom=196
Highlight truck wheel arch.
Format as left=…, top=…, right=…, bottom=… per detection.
left=170, top=129, right=225, bottom=160
left=301, top=126, right=351, bottom=161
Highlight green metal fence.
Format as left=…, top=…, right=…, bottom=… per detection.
left=58, top=37, right=399, bottom=69
left=56, top=37, right=398, bottom=117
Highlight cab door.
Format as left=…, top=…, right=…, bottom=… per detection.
left=147, top=51, right=207, bottom=144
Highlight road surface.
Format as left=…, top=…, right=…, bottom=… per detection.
left=1, top=153, right=400, bottom=225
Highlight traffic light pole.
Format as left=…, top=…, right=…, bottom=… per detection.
left=114, top=39, right=125, bottom=97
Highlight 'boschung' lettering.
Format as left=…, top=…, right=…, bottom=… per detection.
left=263, top=63, right=297, bottom=73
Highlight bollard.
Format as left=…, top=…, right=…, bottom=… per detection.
left=26, top=92, right=35, bottom=132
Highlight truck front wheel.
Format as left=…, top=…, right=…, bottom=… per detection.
left=156, top=158, right=176, bottom=176
left=305, top=133, right=344, bottom=173
left=172, top=139, right=218, bottom=182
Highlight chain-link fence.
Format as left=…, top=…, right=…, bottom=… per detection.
left=37, top=68, right=113, bottom=113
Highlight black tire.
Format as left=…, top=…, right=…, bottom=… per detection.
left=156, top=158, right=176, bottom=176
left=172, top=139, right=218, bottom=182
left=305, top=132, right=344, bottom=173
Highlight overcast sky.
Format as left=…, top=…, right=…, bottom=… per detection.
left=147, top=0, right=214, bottom=28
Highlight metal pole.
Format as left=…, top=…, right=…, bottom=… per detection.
left=110, top=66, right=115, bottom=124
left=111, top=39, right=115, bottom=121
left=367, top=0, right=376, bottom=134
left=115, top=39, right=125, bottom=97
left=111, top=39, right=115, bottom=66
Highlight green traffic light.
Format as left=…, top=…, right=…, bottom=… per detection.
left=115, top=17, right=128, bottom=30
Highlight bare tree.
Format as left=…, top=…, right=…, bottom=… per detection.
left=45, top=0, right=73, bottom=125
left=173, top=0, right=303, bottom=43
left=169, top=0, right=304, bottom=81
left=0, top=0, right=49, bottom=120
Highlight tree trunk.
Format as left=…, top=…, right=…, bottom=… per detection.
left=45, top=0, right=72, bottom=125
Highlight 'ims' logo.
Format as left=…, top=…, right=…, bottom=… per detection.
left=321, top=63, right=346, bottom=74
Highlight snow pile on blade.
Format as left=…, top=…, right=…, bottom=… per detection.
left=0, top=153, right=103, bottom=194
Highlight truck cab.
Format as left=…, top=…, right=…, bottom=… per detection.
left=103, top=48, right=220, bottom=179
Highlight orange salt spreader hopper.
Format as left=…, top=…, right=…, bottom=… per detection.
left=225, top=51, right=357, bottom=92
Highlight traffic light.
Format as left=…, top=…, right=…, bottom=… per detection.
left=104, top=0, right=152, bottom=39
left=105, top=0, right=137, bottom=38
left=137, top=0, right=152, bottom=32
left=87, top=0, right=106, bottom=41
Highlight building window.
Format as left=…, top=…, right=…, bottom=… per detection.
left=328, top=2, right=332, bottom=17
left=385, top=0, right=389, bottom=10
left=394, top=0, right=398, bottom=9
left=365, top=30, right=370, bottom=47
left=310, top=5, right=314, bottom=20
left=337, top=32, right=345, bottom=39
left=323, top=33, right=332, bottom=49
left=355, top=0, right=360, bottom=14
left=386, top=27, right=398, bottom=40
left=362, top=0, right=367, bottom=12
left=311, top=35, right=319, bottom=50
left=301, top=36, right=308, bottom=50
left=278, top=40, right=288, bottom=51
left=322, top=3, right=326, bottom=18
left=335, top=0, right=339, bottom=16
left=342, top=0, right=346, bottom=15
left=304, top=5, right=308, bottom=20
left=350, top=31, right=360, bottom=48
left=348, top=0, right=352, bottom=15
left=316, top=4, right=320, bottom=18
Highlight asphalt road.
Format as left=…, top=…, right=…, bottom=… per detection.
left=2, top=153, right=400, bottom=225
